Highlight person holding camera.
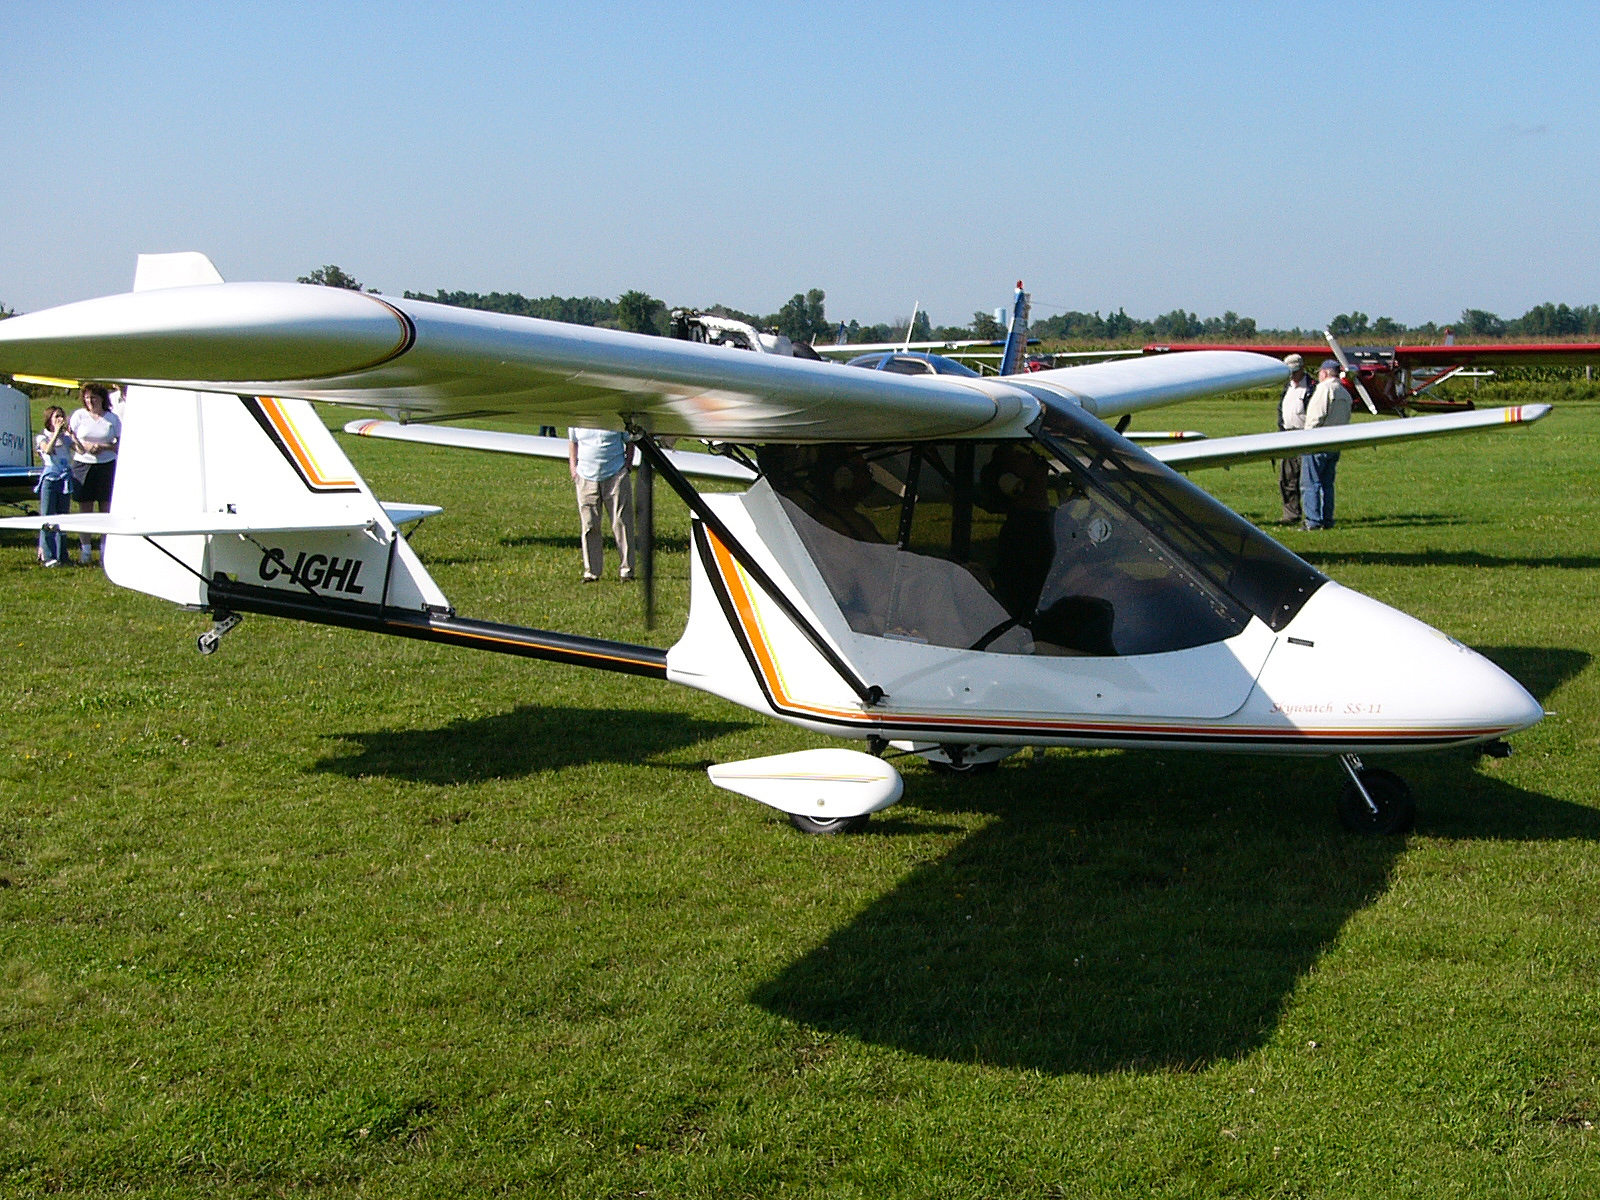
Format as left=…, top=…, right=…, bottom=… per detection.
left=33, top=405, right=75, bottom=567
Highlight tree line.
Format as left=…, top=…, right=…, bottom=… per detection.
left=246, top=266, right=1600, bottom=347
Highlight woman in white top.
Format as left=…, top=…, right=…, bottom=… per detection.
left=67, top=383, right=120, bottom=565
left=33, top=405, right=75, bottom=566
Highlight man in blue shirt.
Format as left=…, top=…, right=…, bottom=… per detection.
left=567, top=427, right=635, bottom=582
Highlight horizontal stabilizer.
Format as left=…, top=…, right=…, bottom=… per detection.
left=0, top=511, right=375, bottom=536
left=343, top=419, right=758, bottom=482
left=1148, top=404, right=1552, bottom=472
left=380, top=501, right=444, bottom=524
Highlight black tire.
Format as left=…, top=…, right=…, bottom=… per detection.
left=788, top=813, right=870, bottom=836
left=1337, top=767, right=1416, bottom=835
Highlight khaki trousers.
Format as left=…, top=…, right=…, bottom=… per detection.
left=575, top=469, right=634, bottom=579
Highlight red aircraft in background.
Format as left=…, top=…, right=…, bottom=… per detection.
left=1142, top=336, right=1600, bottom=414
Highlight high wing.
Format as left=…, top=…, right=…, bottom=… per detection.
left=1392, top=343, right=1600, bottom=368
left=343, top=419, right=757, bottom=481
left=1144, top=340, right=1600, bottom=369
left=0, top=274, right=1287, bottom=440
left=1147, top=404, right=1552, bottom=472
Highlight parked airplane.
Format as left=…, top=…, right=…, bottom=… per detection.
left=1145, top=336, right=1600, bottom=414
left=0, top=254, right=1546, bottom=837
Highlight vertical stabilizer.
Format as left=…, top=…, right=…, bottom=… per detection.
left=102, top=389, right=449, bottom=615
left=0, top=384, right=30, bottom=469
left=998, top=281, right=1031, bottom=376
left=133, top=252, right=225, bottom=292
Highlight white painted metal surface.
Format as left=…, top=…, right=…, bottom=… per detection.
left=342, top=419, right=758, bottom=482
left=1148, top=404, right=1553, bottom=472
left=0, top=272, right=1283, bottom=443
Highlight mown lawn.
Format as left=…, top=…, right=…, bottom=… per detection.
left=1, top=388, right=1596, bottom=1198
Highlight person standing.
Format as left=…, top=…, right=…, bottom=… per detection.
left=1301, top=359, right=1353, bottom=530
left=68, top=384, right=120, bottom=564
left=33, top=406, right=75, bottom=566
left=567, top=426, right=635, bottom=582
left=1276, top=353, right=1314, bottom=525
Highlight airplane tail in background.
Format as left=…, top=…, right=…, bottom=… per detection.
left=0, top=384, right=30, bottom=469
left=998, top=281, right=1030, bottom=376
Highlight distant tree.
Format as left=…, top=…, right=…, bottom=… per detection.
left=1459, top=308, right=1506, bottom=338
left=1371, top=316, right=1404, bottom=338
left=0, top=301, right=13, bottom=320
left=971, top=310, right=1004, bottom=339
left=1152, top=309, right=1203, bottom=339
left=1511, top=302, right=1585, bottom=338
left=1329, top=312, right=1370, bottom=338
left=772, top=289, right=829, bottom=344
left=406, top=289, right=617, bottom=326
left=1203, top=311, right=1257, bottom=339
left=298, top=264, right=364, bottom=290
left=616, top=290, right=665, bottom=335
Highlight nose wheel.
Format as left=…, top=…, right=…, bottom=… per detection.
left=1336, top=755, right=1415, bottom=835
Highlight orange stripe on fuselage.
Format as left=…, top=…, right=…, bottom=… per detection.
left=258, top=397, right=358, bottom=490
left=702, top=529, right=1512, bottom=744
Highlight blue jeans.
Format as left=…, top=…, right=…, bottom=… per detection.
left=1301, top=452, right=1340, bottom=529
left=37, top=473, right=72, bottom=562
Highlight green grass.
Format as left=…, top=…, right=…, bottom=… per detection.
left=1, top=389, right=1597, bottom=1197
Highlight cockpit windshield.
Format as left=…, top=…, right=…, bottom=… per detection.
left=757, top=415, right=1324, bottom=658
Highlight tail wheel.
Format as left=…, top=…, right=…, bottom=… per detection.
left=788, top=813, right=870, bottom=836
left=1337, top=767, right=1415, bottom=835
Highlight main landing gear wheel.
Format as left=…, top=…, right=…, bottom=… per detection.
left=1336, top=756, right=1415, bottom=835
left=923, top=744, right=1010, bottom=776
left=788, top=813, right=870, bottom=836
left=927, top=757, right=1000, bottom=777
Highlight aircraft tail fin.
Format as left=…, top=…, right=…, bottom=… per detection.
left=0, top=384, right=30, bottom=469
left=88, top=386, right=450, bottom=616
left=998, top=281, right=1030, bottom=376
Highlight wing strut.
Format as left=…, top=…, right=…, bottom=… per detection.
left=629, top=429, right=887, bottom=709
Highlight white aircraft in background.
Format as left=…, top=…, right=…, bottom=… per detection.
left=0, top=253, right=1546, bottom=837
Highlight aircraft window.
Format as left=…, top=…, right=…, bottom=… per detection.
left=758, top=430, right=1324, bottom=657
left=927, top=356, right=981, bottom=377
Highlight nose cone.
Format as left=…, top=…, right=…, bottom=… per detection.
left=1260, top=583, right=1543, bottom=746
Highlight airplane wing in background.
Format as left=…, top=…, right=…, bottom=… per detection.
left=1146, top=404, right=1552, bottom=472
left=1392, top=343, right=1600, bottom=368
left=0, top=271, right=1287, bottom=442
left=343, top=420, right=757, bottom=481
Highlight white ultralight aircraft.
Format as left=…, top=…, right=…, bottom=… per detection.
left=0, top=254, right=1547, bottom=836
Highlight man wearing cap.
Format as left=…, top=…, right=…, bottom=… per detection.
left=1275, top=354, right=1314, bottom=525
left=1301, top=359, right=1354, bottom=530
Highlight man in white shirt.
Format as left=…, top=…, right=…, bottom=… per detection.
left=567, top=427, right=635, bottom=582
left=1276, top=354, right=1314, bottom=525
left=1301, top=359, right=1354, bottom=530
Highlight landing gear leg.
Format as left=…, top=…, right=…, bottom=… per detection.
left=1336, top=754, right=1416, bottom=835
left=197, top=609, right=242, bottom=656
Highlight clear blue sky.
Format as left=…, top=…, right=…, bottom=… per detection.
left=3, top=2, right=1597, bottom=330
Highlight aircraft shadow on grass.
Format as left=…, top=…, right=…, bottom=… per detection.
left=752, top=646, right=1594, bottom=1076
left=313, top=706, right=749, bottom=785
left=498, top=533, right=692, bottom=554
left=1314, top=512, right=1473, bottom=531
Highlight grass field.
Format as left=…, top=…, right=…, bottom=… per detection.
left=2, top=388, right=1597, bottom=1198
